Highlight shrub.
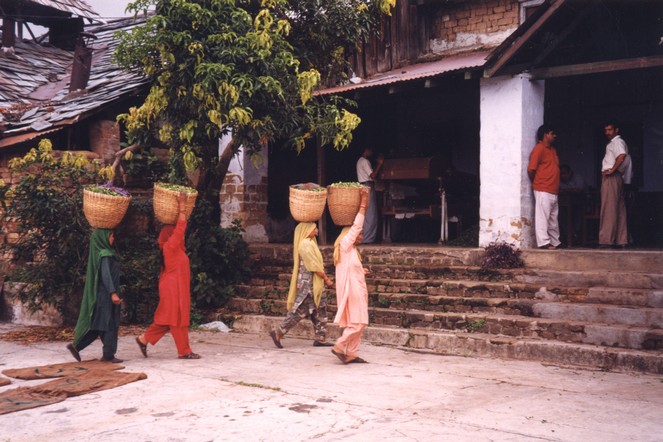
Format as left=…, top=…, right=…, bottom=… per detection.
left=186, top=199, right=251, bottom=309
left=481, top=242, right=524, bottom=269
left=1, top=139, right=250, bottom=323
left=0, top=141, right=97, bottom=320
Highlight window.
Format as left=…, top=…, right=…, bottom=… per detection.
left=519, top=0, right=545, bottom=24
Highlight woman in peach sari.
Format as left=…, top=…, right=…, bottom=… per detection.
left=331, top=187, right=370, bottom=364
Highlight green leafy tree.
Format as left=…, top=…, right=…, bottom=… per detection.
left=115, top=0, right=393, bottom=223
left=0, top=140, right=93, bottom=320
left=0, top=139, right=249, bottom=322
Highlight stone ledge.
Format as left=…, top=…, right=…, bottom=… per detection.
left=229, top=314, right=663, bottom=374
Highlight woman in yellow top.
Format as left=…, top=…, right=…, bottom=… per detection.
left=270, top=222, right=334, bottom=348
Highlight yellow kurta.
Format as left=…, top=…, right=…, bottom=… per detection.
left=333, top=213, right=369, bottom=326
left=287, top=223, right=325, bottom=310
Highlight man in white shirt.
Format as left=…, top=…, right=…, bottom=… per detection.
left=356, top=147, right=383, bottom=243
left=599, top=121, right=631, bottom=248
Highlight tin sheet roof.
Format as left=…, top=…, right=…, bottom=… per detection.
left=0, top=15, right=149, bottom=147
left=315, top=51, right=490, bottom=96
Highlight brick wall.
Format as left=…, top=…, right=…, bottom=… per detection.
left=220, top=172, right=269, bottom=242
left=89, top=119, right=120, bottom=163
left=429, top=0, right=519, bottom=54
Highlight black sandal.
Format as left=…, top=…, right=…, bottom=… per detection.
left=331, top=349, right=347, bottom=364
left=179, top=352, right=201, bottom=359
left=136, top=337, right=148, bottom=358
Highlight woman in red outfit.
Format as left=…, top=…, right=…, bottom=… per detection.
left=136, top=193, right=201, bottom=359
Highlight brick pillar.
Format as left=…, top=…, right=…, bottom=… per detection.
left=220, top=146, right=269, bottom=242
left=479, top=73, right=544, bottom=248
left=89, top=120, right=120, bottom=163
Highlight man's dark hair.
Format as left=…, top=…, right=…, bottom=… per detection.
left=604, top=120, right=620, bottom=130
left=536, top=124, right=555, bottom=142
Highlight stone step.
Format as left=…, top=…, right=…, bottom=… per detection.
left=370, top=294, right=537, bottom=315
left=249, top=244, right=663, bottom=275
left=227, top=296, right=663, bottom=351
left=229, top=315, right=663, bottom=374
left=515, top=269, right=663, bottom=290
left=521, top=249, right=663, bottom=273
left=586, top=287, right=663, bottom=308
left=533, top=303, right=663, bottom=328
left=237, top=279, right=586, bottom=304
left=583, top=324, right=663, bottom=350
left=252, top=261, right=663, bottom=290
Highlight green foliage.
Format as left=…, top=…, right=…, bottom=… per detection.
left=283, top=0, right=388, bottom=84
left=464, top=319, right=486, bottom=332
left=481, top=242, right=524, bottom=269
left=0, top=139, right=251, bottom=322
left=116, top=225, right=161, bottom=324
left=0, top=141, right=97, bottom=318
left=114, top=0, right=391, bottom=177
left=121, top=149, right=169, bottom=183
left=186, top=199, right=251, bottom=309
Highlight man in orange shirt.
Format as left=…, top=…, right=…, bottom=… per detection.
left=527, top=124, right=561, bottom=249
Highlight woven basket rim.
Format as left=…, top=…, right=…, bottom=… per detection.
left=83, top=189, right=131, bottom=228
left=83, top=187, right=132, bottom=200
left=289, top=185, right=327, bottom=222
left=154, top=183, right=198, bottom=195
left=153, top=184, right=197, bottom=224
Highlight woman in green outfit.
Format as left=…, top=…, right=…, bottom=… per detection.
left=67, top=229, right=123, bottom=363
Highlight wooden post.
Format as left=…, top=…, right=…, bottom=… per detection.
left=316, top=137, right=327, bottom=245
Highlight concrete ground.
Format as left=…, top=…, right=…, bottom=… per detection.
left=0, top=323, right=661, bottom=442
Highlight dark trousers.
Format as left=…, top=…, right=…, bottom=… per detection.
left=75, top=328, right=118, bottom=359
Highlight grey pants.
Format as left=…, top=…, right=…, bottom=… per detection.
left=361, top=182, right=378, bottom=243
left=278, top=264, right=328, bottom=341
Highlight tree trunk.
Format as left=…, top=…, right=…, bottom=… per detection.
left=196, top=138, right=235, bottom=226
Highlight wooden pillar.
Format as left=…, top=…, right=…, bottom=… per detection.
left=316, top=138, right=327, bottom=245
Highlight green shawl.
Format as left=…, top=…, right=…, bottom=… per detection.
left=287, top=222, right=324, bottom=310
left=73, top=229, right=116, bottom=346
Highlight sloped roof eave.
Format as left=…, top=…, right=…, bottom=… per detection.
left=314, top=51, right=490, bottom=97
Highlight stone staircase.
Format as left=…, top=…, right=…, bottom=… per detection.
left=225, top=244, right=663, bottom=374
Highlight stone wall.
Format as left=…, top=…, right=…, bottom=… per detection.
left=429, top=0, right=519, bottom=55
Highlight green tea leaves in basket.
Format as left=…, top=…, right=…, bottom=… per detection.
left=85, top=182, right=130, bottom=197
left=155, top=182, right=197, bottom=193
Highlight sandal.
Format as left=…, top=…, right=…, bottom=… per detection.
left=66, top=343, right=81, bottom=362
left=269, top=329, right=283, bottom=349
left=179, top=352, right=201, bottom=360
left=346, top=357, right=368, bottom=364
left=136, top=337, right=148, bottom=358
left=331, top=349, right=347, bottom=364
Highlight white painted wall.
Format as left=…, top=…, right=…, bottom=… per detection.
left=479, top=74, right=545, bottom=248
left=430, top=29, right=515, bottom=55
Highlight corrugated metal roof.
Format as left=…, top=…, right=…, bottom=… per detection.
left=24, top=0, right=99, bottom=19
left=0, top=15, right=149, bottom=142
left=315, top=51, right=490, bottom=96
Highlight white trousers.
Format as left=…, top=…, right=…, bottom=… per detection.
left=533, top=190, right=561, bottom=247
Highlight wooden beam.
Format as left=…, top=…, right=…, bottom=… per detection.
left=529, top=55, right=663, bottom=79
left=484, top=0, right=567, bottom=78
left=316, top=136, right=327, bottom=245
left=530, top=0, right=598, bottom=68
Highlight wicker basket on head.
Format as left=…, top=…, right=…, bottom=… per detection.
left=289, top=184, right=327, bottom=222
left=153, top=184, right=198, bottom=224
left=83, top=189, right=132, bottom=229
left=327, top=185, right=363, bottom=226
